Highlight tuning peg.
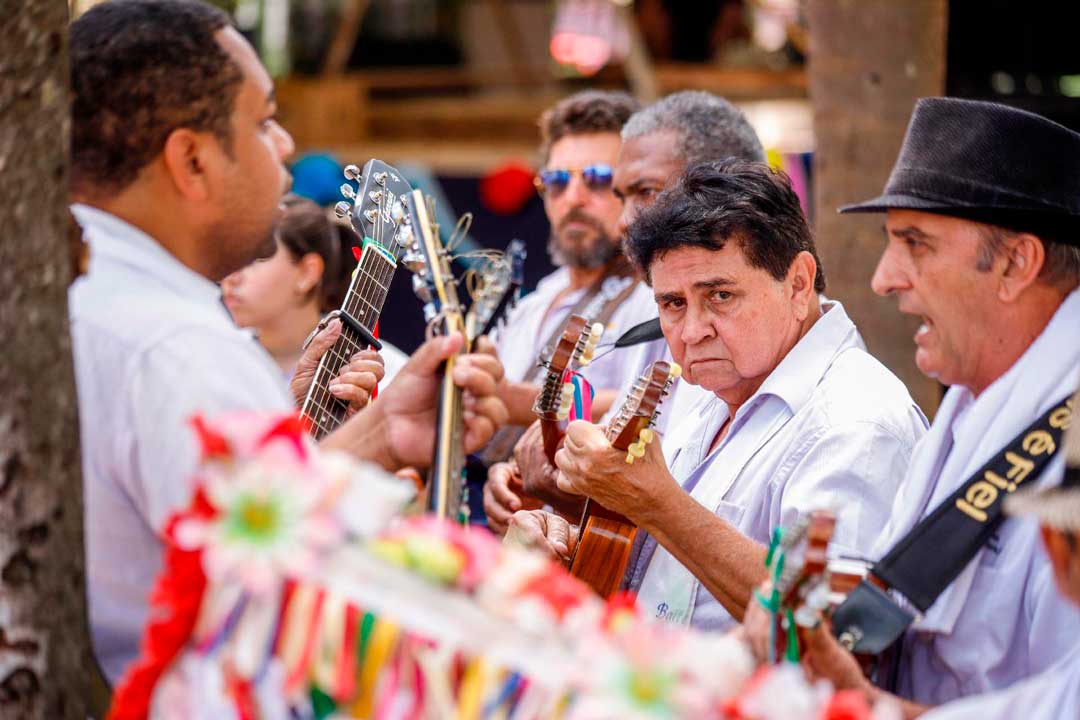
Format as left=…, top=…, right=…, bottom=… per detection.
left=343, top=164, right=362, bottom=181
left=368, top=190, right=383, bottom=204
left=373, top=171, right=388, bottom=186
left=590, top=323, right=605, bottom=341
left=639, top=427, right=654, bottom=445
left=669, top=362, right=682, bottom=378
left=333, top=201, right=351, bottom=219
left=390, top=199, right=407, bottom=223
left=394, top=224, right=414, bottom=248
left=411, top=274, right=433, bottom=303
left=339, top=183, right=356, bottom=200
left=401, top=251, right=424, bottom=274
left=363, top=208, right=378, bottom=224
left=628, top=441, right=646, bottom=458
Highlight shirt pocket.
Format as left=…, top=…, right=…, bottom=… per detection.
left=714, top=499, right=747, bottom=528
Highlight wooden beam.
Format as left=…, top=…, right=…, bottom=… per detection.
left=807, top=0, right=947, bottom=417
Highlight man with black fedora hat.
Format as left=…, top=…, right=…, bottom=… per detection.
left=742, top=97, right=1080, bottom=716
left=921, top=386, right=1080, bottom=719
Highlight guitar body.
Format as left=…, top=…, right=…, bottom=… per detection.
left=568, top=506, right=637, bottom=598
left=568, top=370, right=677, bottom=598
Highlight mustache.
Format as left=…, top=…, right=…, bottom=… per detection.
left=556, top=209, right=603, bottom=234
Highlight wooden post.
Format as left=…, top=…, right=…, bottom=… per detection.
left=0, top=1, right=98, bottom=717
left=807, top=0, right=947, bottom=417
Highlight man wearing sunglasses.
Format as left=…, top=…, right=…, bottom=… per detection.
left=492, top=90, right=660, bottom=428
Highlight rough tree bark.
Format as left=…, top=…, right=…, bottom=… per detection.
left=0, top=2, right=95, bottom=717
left=807, top=0, right=947, bottom=418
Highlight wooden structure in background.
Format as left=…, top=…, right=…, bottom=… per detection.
left=807, top=0, right=947, bottom=418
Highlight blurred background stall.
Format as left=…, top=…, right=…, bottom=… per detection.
left=68, top=0, right=1080, bottom=417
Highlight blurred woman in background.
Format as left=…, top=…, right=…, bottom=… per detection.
left=222, top=196, right=407, bottom=386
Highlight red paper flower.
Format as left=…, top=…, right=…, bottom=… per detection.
left=819, top=690, right=872, bottom=720
left=480, top=162, right=535, bottom=216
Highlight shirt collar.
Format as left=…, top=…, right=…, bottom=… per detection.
left=748, top=299, right=863, bottom=415
left=72, top=203, right=228, bottom=315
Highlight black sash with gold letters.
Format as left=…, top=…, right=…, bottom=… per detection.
left=831, top=392, right=1074, bottom=654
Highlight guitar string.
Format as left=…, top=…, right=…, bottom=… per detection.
left=304, top=192, right=397, bottom=432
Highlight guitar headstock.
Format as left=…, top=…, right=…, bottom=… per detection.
left=333, top=159, right=415, bottom=261
left=398, top=189, right=464, bottom=335
left=607, top=360, right=681, bottom=463
left=472, top=239, right=527, bottom=341
left=774, top=509, right=837, bottom=627
left=532, top=314, right=605, bottom=421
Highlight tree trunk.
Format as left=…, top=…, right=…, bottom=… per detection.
left=807, top=0, right=948, bottom=418
left=0, top=2, right=95, bottom=717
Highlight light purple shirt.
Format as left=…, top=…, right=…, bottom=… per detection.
left=628, top=301, right=928, bottom=631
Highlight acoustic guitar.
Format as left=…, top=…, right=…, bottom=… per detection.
left=567, top=360, right=680, bottom=598
left=300, top=159, right=413, bottom=440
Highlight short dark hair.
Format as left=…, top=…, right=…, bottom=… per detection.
left=277, top=196, right=357, bottom=313
left=538, top=90, right=640, bottom=164
left=627, top=159, right=826, bottom=293
left=622, top=90, right=765, bottom=166
left=71, top=0, right=243, bottom=196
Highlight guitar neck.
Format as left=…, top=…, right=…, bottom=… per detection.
left=427, top=359, right=467, bottom=521
left=301, top=242, right=397, bottom=440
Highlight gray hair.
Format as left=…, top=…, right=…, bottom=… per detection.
left=976, top=223, right=1080, bottom=291
left=621, top=91, right=765, bottom=165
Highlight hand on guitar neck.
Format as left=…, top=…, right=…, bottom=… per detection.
left=290, top=318, right=385, bottom=412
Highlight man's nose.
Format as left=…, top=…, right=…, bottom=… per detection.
left=870, top=243, right=911, bottom=297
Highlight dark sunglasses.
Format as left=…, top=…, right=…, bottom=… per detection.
left=534, top=163, right=615, bottom=196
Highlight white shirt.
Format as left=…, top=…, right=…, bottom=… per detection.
left=494, top=267, right=664, bottom=392
left=69, top=205, right=293, bottom=683
left=920, top=640, right=1080, bottom=720
left=629, top=301, right=928, bottom=631
left=873, top=289, right=1080, bottom=706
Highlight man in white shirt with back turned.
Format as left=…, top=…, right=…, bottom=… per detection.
left=69, top=0, right=507, bottom=683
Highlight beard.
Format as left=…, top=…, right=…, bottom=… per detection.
left=204, top=217, right=278, bottom=282
left=547, top=209, right=619, bottom=269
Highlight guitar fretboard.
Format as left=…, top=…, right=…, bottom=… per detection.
left=302, top=241, right=397, bottom=440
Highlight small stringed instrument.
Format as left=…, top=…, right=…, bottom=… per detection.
left=768, top=509, right=869, bottom=662
left=300, top=159, right=413, bottom=440
left=568, top=360, right=680, bottom=598
left=532, top=315, right=604, bottom=463
left=403, top=192, right=523, bottom=522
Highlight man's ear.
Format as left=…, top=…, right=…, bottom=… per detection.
left=787, top=251, right=817, bottom=320
left=160, top=128, right=215, bottom=202
left=998, top=232, right=1045, bottom=302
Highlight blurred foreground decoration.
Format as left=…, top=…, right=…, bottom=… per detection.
left=109, top=411, right=892, bottom=720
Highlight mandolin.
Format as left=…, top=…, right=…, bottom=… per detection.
left=402, top=191, right=522, bottom=522
left=532, top=315, right=604, bottom=463
left=767, top=509, right=870, bottom=662
left=300, top=159, right=413, bottom=440
left=567, top=360, right=680, bottom=598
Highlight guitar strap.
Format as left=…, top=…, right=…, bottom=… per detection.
left=477, top=259, right=640, bottom=467
left=830, top=392, right=1073, bottom=654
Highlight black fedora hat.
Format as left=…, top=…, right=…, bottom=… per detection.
left=840, top=97, right=1080, bottom=244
